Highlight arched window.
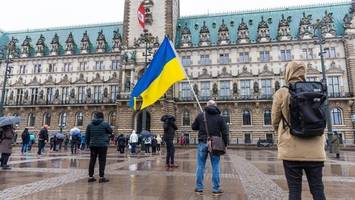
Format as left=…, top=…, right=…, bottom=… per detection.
left=59, top=112, right=67, bottom=127
left=28, top=113, right=36, bottom=127
left=76, top=112, right=84, bottom=126
left=182, top=111, right=190, bottom=126
left=43, top=112, right=51, bottom=126
left=264, top=110, right=271, bottom=125
left=243, top=110, right=251, bottom=125
left=108, top=112, right=117, bottom=126
left=331, top=108, right=343, bottom=125
left=222, top=110, right=230, bottom=124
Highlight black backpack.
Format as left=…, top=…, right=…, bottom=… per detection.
left=282, top=82, right=327, bottom=138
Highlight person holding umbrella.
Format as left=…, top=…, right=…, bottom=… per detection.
left=0, top=116, right=20, bottom=169
left=161, top=114, right=178, bottom=168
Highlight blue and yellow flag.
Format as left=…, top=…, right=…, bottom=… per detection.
left=129, top=36, right=186, bottom=110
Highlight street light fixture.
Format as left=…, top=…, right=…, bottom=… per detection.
left=313, top=19, right=333, bottom=152
left=0, top=45, right=14, bottom=117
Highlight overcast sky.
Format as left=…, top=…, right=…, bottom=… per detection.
left=0, top=0, right=348, bottom=31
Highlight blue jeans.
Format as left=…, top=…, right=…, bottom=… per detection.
left=21, top=143, right=28, bottom=153
left=131, top=143, right=137, bottom=154
left=195, top=143, right=221, bottom=192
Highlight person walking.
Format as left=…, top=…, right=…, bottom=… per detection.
left=55, top=131, right=65, bottom=151
left=37, top=125, right=49, bottom=156
left=144, top=135, right=152, bottom=154
left=161, top=115, right=178, bottom=168
left=156, top=134, right=162, bottom=152
left=0, top=125, right=15, bottom=169
left=28, top=132, right=35, bottom=151
left=272, top=61, right=326, bottom=200
left=332, top=132, right=341, bottom=159
left=86, top=112, right=112, bottom=183
left=151, top=136, right=158, bottom=154
left=21, top=128, right=30, bottom=154
left=117, top=134, right=126, bottom=154
left=129, top=130, right=138, bottom=154
left=191, top=100, right=228, bottom=195
left=70, top=127, right=81, bottom=154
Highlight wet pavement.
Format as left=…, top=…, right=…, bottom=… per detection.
left=0, top=147, right=354, bottom=199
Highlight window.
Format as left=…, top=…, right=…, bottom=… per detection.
left=43, top=113, right=51, bottom=126
left=19, top=65, right=26, bottom=74
left=16, top=88, right=23, bottom=105
left=46, top=88, right=53, bottom=104
left=261, top=79, right=272, bottom=98
left=63, top=63, right=71, bottom=72
left=59, top=112, right=67, bottom=127
left=75, top=112, right=84, bottom=126
left=325, top=47, right=336, bottom=58
left=111, top=60, right=120, bottom=70
left=91, top=112, right=98, bottom=120
left=219, top=80, right=231, bottom=97
left=77, top=86, right=85, bottom=103
left=48, top=64, right=56, bottom=73
left=244, top=133, right=251, bottom=144
left=199, top=54, right=211, bottom=65
left=264, top=110, right=271, bottom=125
left=240, top=80, right=251, bottom=98
left=307, top=77, right=318, bottom=82
left=79, top=62, right=87, bottom=71
left=124, top=71, right=131, bottom=92
left=182, top=111, right=190, bottom=126
left=61, top=87, right=69, bottom=104
left=302, top=48, right=313, bottom=60
left=181, top=56, right=192, bottom=66
left=28, top=113, right=36, bottom=127
left=243, top=110, right=251, bottom=125
left=266, top=133, right=273, bottom=142
left=239, top=52, right=249, bottom=63
left=222, top=110, right=230, bottom=124
left=331, top=108, right=343, bottom=125
left=327, top=76, right=340, bottom=97
left=219, top=53, right=230, bottom=64
left=30, top=88, right=39, bottom=104
left=110, top=85, right=119, bottom=101
left=94, top=86, right=102, bottom=103
left=200, top=81, right=211, bottom=99
left=34, top=64, right=42, bottom=73
left=260, top=51, right=270, bottom=62
left=280, top=50, right=292, bottom=61
left=95, top=61, right=104, bottom=70
left=181, top=82, right=191, bottom=99
left=108, top=112, right=117, bottom=126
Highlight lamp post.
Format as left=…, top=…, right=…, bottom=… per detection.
left=0, top=46, right=13, bottom=117
left=139, top=29, right=155, bottom=132
left=313, top=19, right=333, bottom=152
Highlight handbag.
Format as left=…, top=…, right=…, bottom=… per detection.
left=203, top=113, right=226, bottom=155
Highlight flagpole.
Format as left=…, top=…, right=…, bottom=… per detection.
left=168, top=38, right=204, bottom=113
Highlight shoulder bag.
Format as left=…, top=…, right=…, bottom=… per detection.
left=203, top=112, right=226, bottom=155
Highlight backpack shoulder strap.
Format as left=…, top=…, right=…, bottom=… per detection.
left=203, top=112, right=210, bottom=138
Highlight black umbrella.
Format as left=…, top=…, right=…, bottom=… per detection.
left=160, top=114, right=176, bottom=122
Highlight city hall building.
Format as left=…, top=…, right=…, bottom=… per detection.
left=1, top=0, right=355, bottom=144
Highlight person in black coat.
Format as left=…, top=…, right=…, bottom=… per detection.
left=117, top=134, right=126, bottom=154
left=191, top=100, right=229, bottom=195
left=161, top=115, right=178, bottom=168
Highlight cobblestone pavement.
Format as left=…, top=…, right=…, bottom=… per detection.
left=0, top=147, right=354, bottom=200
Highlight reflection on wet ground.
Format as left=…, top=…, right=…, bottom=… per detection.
left=0, top=147, right=355, bottom=199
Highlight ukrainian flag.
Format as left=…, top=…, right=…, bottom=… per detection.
left=129, top=36, right=186, bottom=110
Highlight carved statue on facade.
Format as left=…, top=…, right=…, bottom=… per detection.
left=193, top=84, right=199, bottom=96
left=344, top=14, right=352, bottom=29
left=299, top=12, right=313, bottom=39
left=21, top=36, right=32, bottom=57
left=277, top=14, right=291, bottom=41
left=218, top=20, right=230, bottom=45
left=103, top=88, right=108, bottom=98
left=199, top=21, right=211, bottom=47
left=237, top=18, right=249, bottom=43
left=112, top=29, right=122, bottom=52
left=86, top=88, right=92, bottom=98
left=213, top=83, right=218, bottom=96
left=96, top=30, right=107, bottom=53
left=8, top=37, right=18, bottom=58
left=233, top=82, right=238, bottom=95
left=253, top=81, right=259, bottom=93
left=321, top=11, right=336, bottom=37
left=39, top=90, right=44, bottom=100
left=143, top=0, right=154, bottom=25
left=54, top=89, right=59, bottom=99
left=9, top=91, right=13, bottom=101
left=24, top=90, right=29, bottom=100
left=70, top=88, right=75, bottom=98
left=80, top=31, right=91, bottom=53
left=180, top=23, right=192, bottom=48
left=50, top=33, right=60, bottom=55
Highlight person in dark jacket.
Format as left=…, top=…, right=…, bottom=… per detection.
left=161, top=114, right=178, bottom=168
left=21, top=128, right=30, bottom=154
left=0, top=125, right=15, bottom=169
left=117, top=134, right=126, bottom=154
left=37, top=125, right=49, bottom=156
left=192, top=100, right=228, bottom=195
left=86, top=112, right=113, bottom=183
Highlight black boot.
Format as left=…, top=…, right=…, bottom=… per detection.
left=2, top=154, right=11, bottom=170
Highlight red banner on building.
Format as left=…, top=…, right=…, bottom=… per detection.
left=138, top=2, right=145, bottom=29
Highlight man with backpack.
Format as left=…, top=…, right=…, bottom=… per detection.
left=37, top=125, right=49, bottom=156
left=272, top=61, right=326, bottom=200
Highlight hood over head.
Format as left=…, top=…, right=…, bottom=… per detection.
left=284, top=61, right=306, bottom=84
left=92, top=118, right=103, bottom=125
left=204, top=106, right=221, bottom=115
